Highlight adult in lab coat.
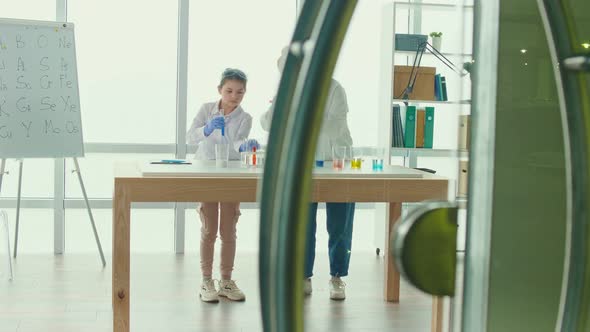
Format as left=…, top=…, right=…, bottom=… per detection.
left=261, top=47, right=355, bottom=300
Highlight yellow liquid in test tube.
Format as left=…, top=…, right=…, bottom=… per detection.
left=351, top=158, right=362, bottom=169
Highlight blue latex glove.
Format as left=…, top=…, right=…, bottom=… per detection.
left=239, top=139, right=260, bottom=152
left=203, top=117, right=224, bottom=137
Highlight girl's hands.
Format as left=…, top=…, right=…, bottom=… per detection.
left=203, top=117, right=225, bottom=136
left=239, top=139, right=260, bottom=152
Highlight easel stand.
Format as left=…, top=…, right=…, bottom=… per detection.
left=0, top=158, right=106, bottom=267
left=0, top=209, right=13, bottom=280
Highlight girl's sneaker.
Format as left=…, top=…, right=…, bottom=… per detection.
left=218, top=279, right=246, bottom=301
left=199, top=279, right=219, bottom=303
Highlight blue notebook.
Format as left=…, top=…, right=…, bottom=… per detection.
left=434, top=74, right=442, bottom=101
left=392, top=104, right=404, bottom=147
left=441, top=76, right=448, bottom=101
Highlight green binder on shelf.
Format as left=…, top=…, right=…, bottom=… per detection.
left=404, top=106, right=416, bottom=148
left=424, top=107, right=435, bottom=148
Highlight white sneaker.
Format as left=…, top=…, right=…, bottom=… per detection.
left=200, top=279, right=219, bottom=303
left=304, top=278, right=312, bottom=296
left=329, top=277, right=346, bottom=300
left=218, top=279, right=246, bottom=301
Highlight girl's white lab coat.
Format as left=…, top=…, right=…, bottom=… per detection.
left=187, top=101, right=253, bottom=160
left=260, top=79, right=353, bottom=159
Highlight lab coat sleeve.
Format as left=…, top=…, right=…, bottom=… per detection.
left=325, top=83, right=353, bottom=147
left=260, top=103, right=274, bottom=132
left=186, top=105, right=209, bottom=144
left=325, top=82, right=349, bottom=121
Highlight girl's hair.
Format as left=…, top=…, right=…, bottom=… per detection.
left=219, top=68, right=247, bottom=89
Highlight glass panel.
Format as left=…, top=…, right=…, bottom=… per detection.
left=486, top=1, right=567, bottom=330
left=68, top=1, right=178, bottom=144
left=569, top=0, right=590, bottom=53
left=0, top=1, right=54, bottom=21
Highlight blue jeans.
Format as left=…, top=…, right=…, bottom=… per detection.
left=304, top=202, right=355, bottom=278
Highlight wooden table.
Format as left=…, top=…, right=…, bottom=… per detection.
left=112, top=161, right=449, bottom=332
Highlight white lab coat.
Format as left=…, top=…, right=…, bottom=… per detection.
left=187, top=101, right=253, bottom=160
left=260, top=79, right=353, bottom=159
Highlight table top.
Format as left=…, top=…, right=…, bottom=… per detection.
left=139, top=160, right=425, bottom=179
left=113, top=160, right=449, bottom=203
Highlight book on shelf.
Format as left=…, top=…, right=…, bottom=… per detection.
left=434, top=74, right=442, bottom=101
left=458, top=160, right=469, bottom=197
left=391, top=104, right=405, bottom=147
left=433, top=74, right=449, bottom=101
left=440, top=76, right=448, bottom=101
left=459, top=115, right=470, bottom=150
left=415, top=109, right=425, bottom=148
left=424, top=107, right=435, bottom=148
left=403, top=106, right=416, bottom=148
left=399, top=105, right=435, bottom=149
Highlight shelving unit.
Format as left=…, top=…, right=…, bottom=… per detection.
left=376, top=1, right=473, bottom=246
left=379, top=0, right=473, bottom=190
left=376, top=3, right=474, bottom=331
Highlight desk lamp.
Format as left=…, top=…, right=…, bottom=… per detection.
left=400, top=41, right=470, bottom=101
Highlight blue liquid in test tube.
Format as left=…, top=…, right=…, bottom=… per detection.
left=372, top=159, right=384, bottom=171
left=315, top=149, right=324, bottom=167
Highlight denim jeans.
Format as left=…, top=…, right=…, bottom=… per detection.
left=304, top=202, right=355, bottom=278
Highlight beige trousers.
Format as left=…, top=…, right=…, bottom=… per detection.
left=199, top=202, right=240, bottom=280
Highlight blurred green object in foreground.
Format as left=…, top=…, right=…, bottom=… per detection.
left=393, top=204, right=458, bottom=296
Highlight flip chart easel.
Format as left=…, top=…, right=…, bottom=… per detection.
left=0, top=19, right=105, bottom=266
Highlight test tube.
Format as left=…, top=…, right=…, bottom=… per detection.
left=219, top=109, right=225, bottom=136
left=351, top=147, right=362, bottom=169
left=315, top=150, right=324, bottom=167
left=372, top=147, right=385, bottom=171
left=332, top=146, right=346, bottom=170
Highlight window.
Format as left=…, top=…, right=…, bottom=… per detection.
left=68, top=0, right=178, bottom=143
left=187, top=0, right=296, bottom=147
left=0, top=0, right=54, bottom=21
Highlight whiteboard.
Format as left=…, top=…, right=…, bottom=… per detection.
left=0, top=18, right=84, bottom=158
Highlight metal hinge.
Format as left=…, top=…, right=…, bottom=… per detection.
left=564, top=55, right=590, bottom=71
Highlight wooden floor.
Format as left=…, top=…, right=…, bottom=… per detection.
left=0, top=251, right=433, bottom=332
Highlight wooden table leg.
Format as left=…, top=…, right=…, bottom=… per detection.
left=384, top=202, right=402, bottom=302
left=431, top=296, right=444, bottom=332
left=113, top=184, right=130, bottom=332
